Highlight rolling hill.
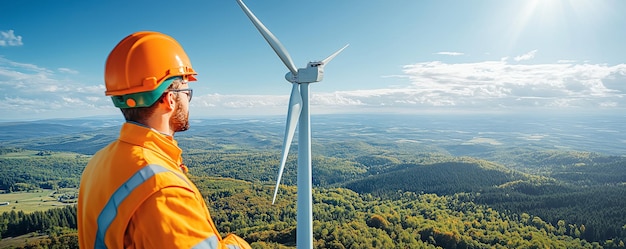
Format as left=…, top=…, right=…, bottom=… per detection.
left=1, top=114, right=625, bottom=248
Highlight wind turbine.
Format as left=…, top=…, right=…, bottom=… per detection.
left=235, top=1, right=348, bottom=248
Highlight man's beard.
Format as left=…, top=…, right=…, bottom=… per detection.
left=170, top=100, right=189, bottom=132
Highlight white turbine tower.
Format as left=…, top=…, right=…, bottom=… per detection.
left=236, top=1, right=348, bottom=248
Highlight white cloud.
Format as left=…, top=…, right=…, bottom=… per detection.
left=0, top=57, right=114, bottom=120
left=1, top=54, right=625, bottom=120
left=558, top=60, right=577, bottom=64
left=58, top=68, right=79, bottom=74
left=514, top=49, right=538, bottom=61
left=0, top=30, right=23, bottom=47
left=192, top=59, right=624, bottom=116
left=435, top=52, right=464, bottom=56
left=397, top=59, right=625, bottom=110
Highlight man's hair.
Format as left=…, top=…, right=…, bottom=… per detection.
left=121, top=78, right=184, bottom=123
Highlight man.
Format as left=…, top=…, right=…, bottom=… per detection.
left=78, top=31, right=251, bottom=249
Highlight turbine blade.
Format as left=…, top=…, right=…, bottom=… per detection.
left=321, top=44, right=350, bottom=65
left=236, top=0, right=299, bottom=76
left=272, top=84, right=303, bottom=204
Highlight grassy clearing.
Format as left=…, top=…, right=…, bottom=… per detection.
left=0, top=189, right=76, bottom=214
left=0, top=150, right=88, bottom=160
left=0, top=232, right=48, bottom=249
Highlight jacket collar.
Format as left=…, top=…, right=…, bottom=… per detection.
left=118, top=122, right=183, bottom=167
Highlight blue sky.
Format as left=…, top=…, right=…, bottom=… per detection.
left=1, top=0, right=625, bottom=121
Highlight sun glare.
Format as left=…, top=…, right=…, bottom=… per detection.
left=505, top=0, right=610, bottom=53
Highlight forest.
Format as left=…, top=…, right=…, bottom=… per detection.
left=1, top=176, right=620, bottom=249
left=0, top=115, right=625, bottom=248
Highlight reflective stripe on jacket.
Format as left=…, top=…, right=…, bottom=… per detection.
left=78, top=122, right=251, bottom=249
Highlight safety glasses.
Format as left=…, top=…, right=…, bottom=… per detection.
left=168, top=89, right=193, bottom=102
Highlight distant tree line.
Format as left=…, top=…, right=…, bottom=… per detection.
left=0, top=205, right=76, bottom=238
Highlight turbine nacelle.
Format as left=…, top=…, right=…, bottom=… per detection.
left=285, top=62, right=325, bottom=83
left=285, top=44, right=350, bottom=84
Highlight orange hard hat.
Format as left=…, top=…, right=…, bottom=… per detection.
left=105, top=31, right=197, bottom=108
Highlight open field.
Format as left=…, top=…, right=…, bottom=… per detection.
left=0, top=233, right=48, bottom=249
left=0, top=150, right=88, bottom=160
left=0, top=189, right=76, bottom=214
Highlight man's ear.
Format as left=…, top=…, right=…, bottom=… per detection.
left=161, top=92, right=176, bottom=111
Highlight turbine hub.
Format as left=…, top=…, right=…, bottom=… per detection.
left=285, top=72, right=297, bottom=83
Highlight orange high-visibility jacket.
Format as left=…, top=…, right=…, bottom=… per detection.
left=78, top=122, right=251, bottom=249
